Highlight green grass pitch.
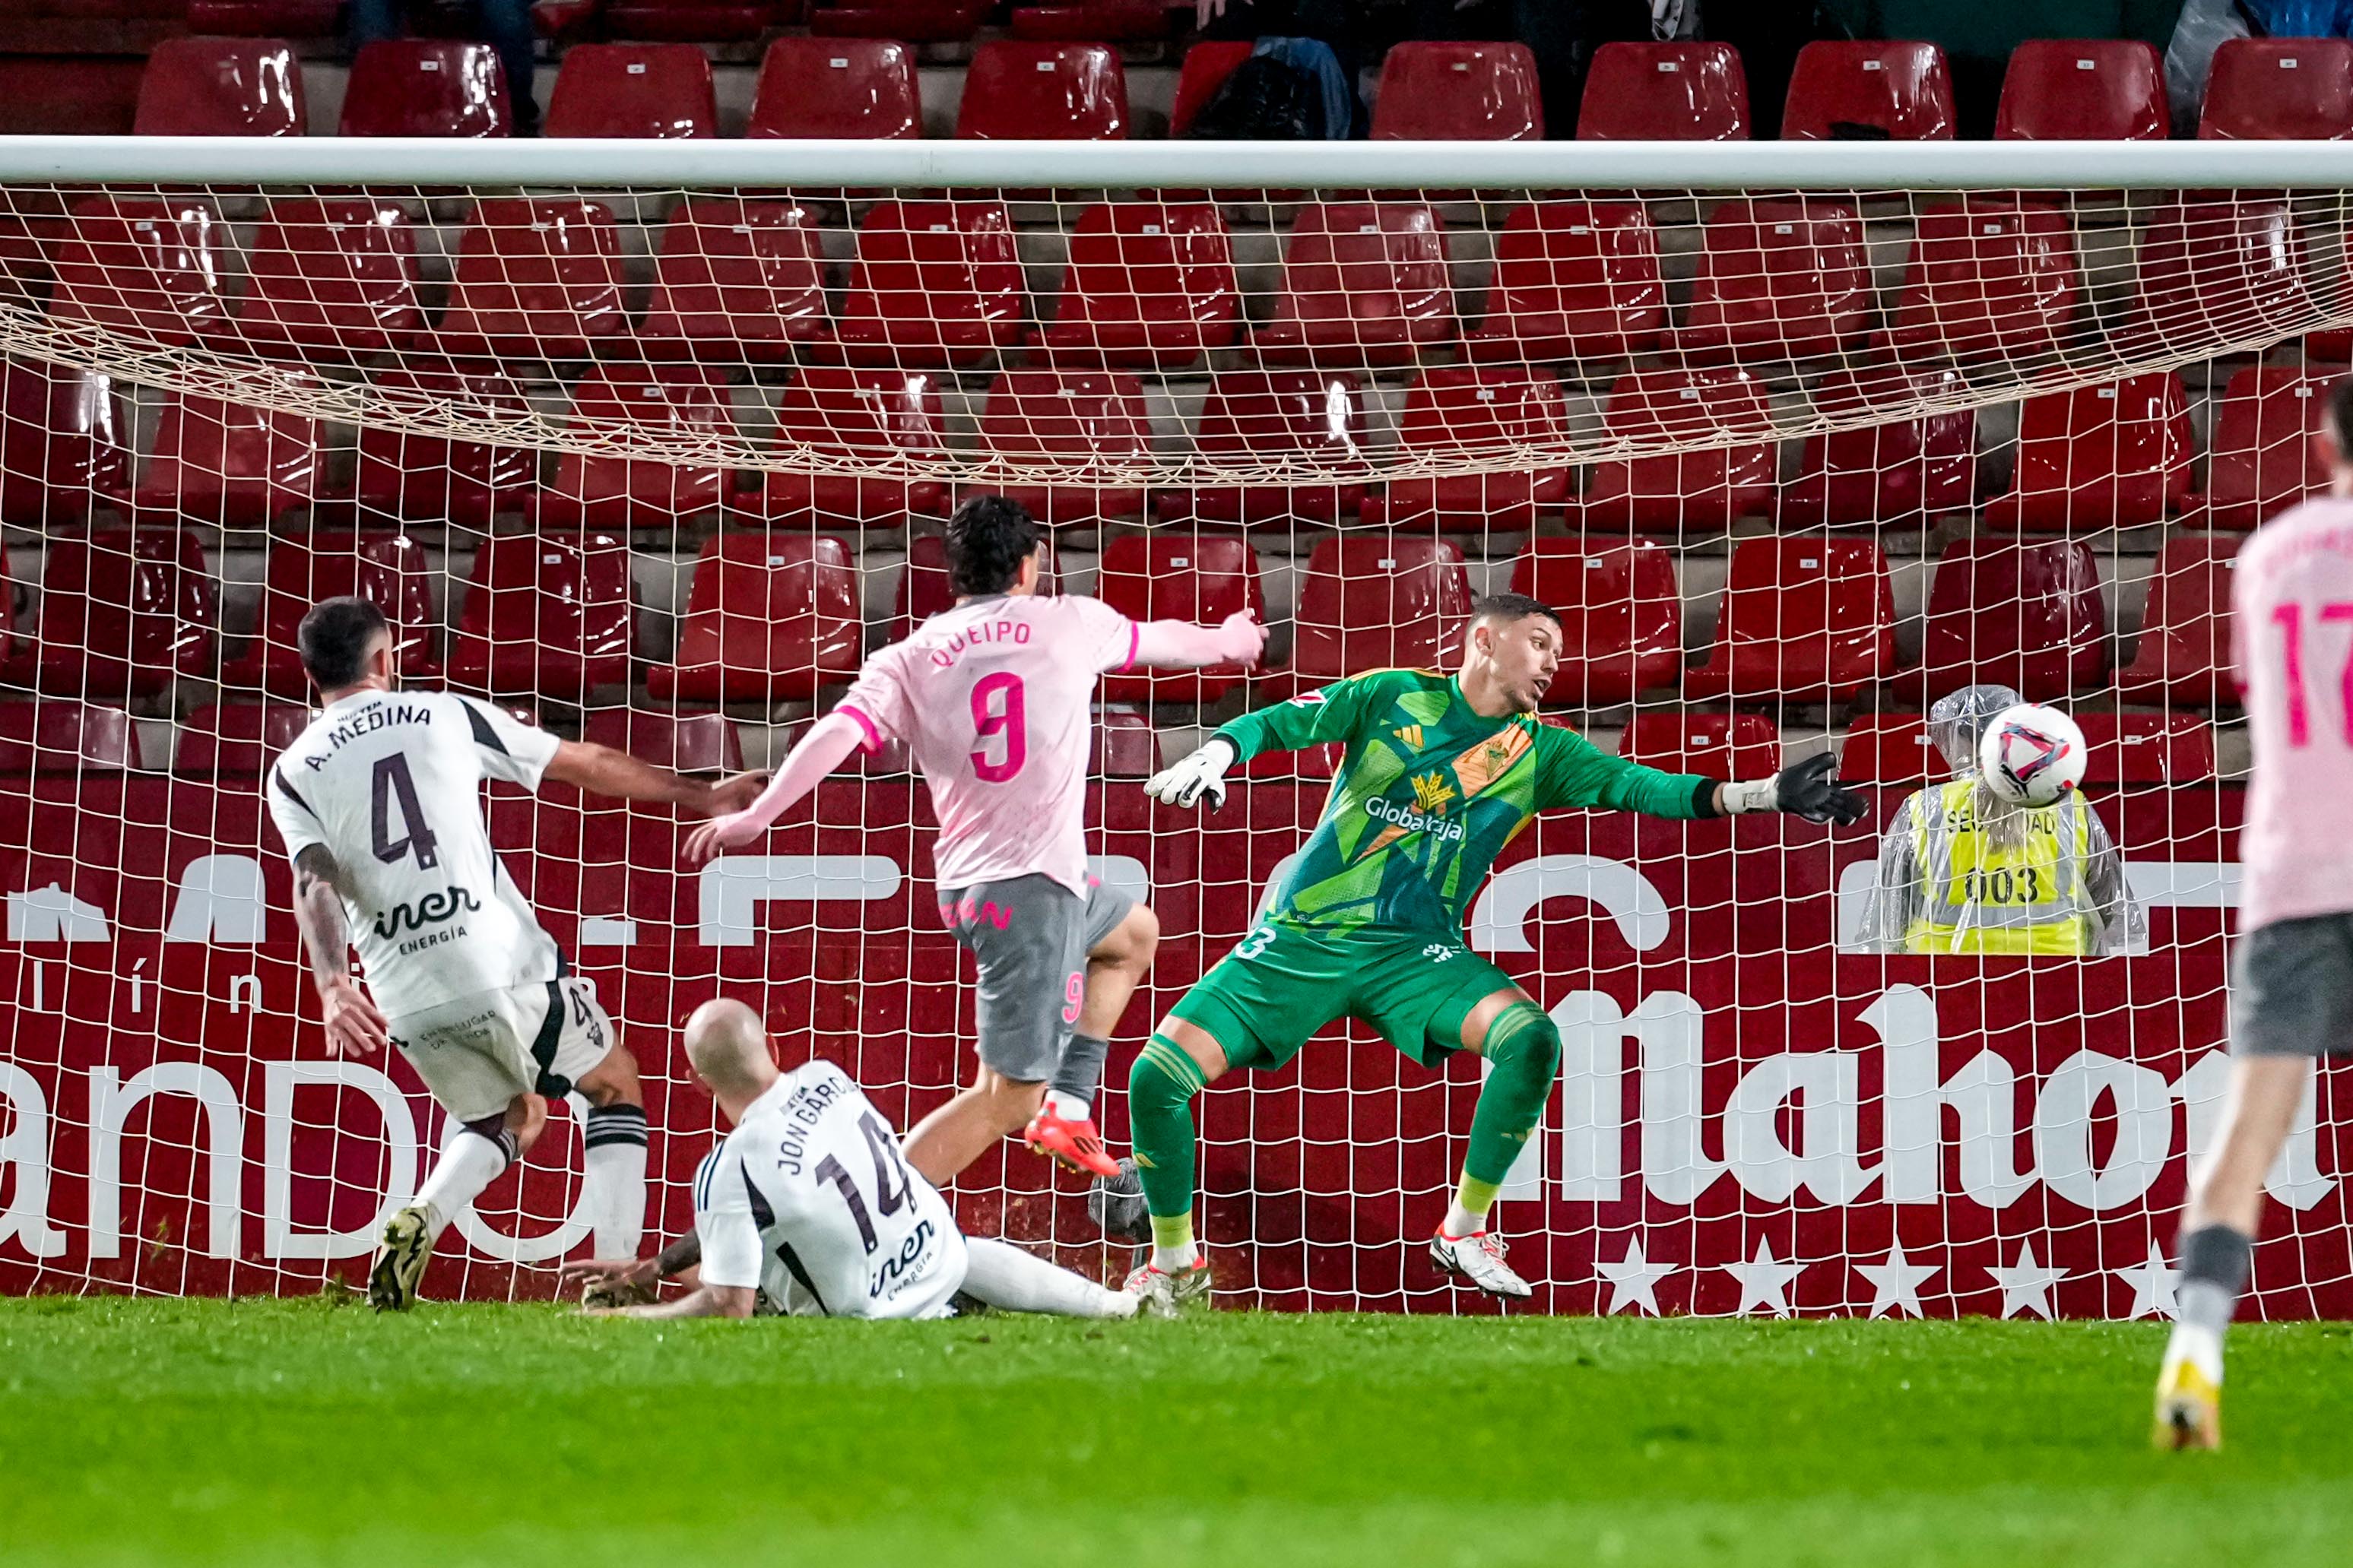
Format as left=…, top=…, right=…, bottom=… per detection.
left=3, top=1297, right=2348, bottom=1567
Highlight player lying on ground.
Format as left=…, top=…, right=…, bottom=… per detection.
left=1118, top=593, right=1868, bottom=1313
left=271, top=597, right=765, bottom=1311
left=563, top=999, right=1138, bottom=1321
left=683, top=496, right=1265, bottom=1188
left=2155, top=377, right=2353, bottom=1451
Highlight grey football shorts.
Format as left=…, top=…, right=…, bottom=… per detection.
left=937, top=873, right=1134, bottom=1082
left=2233, top=913, right=2353, bottom=1057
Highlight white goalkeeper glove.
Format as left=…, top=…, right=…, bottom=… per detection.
left=1145, top=736, right=1238, bottom=811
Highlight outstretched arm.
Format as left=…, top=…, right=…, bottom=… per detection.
left=288, top=844, right=390, bottom=1059
left=1145, top=675, right=1389, bottom=809
left=590, top=1282, right=756, bottom=1320
left=1130, top=611, right=1267, bottom=672
left=542, top=740, right=766, bottom=821
left=680, top=712, right=866, bottom=863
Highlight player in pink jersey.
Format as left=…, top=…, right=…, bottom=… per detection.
left=2155, top=378, right=2353, bottom=1449
left=685, top=496, right=1264, bottom=1188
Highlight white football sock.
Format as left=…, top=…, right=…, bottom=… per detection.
left=2162, top=1322, right=2225, bottom=1386
left=414, top=1120, right=513, bottom=1240
left=1045, top=1089, right=1091, bottom=1121
left=1441, top=1201, right=1491, bottom=1240
left=583, top=1104, right=650, bottom=1257
left=962, top=1236, right=1137, bottom=1319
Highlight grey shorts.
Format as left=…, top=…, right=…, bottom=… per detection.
left=937, top=873, right=1133, bottom=1082
left=2233, top=914, right=2353, bottom=1057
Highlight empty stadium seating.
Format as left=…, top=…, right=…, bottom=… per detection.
left=173, top=702, right=311, bottom=775
left=446, top=531, right=634, bottom=699
left=436, top=198, right=626, bottom=363
left=1994, top=40, right=2166, bottom=141
left=339, top=361, right=538, bottom=529
left=534, top=363, right=740, bottom=531
left=231, top=196, right=423, bottom=361
left=220, top=532, right=440, bottom=698
left=1152, top=369, right=1372, bottom=527
left=1093, top=706, right=1160, bottom=775
left=131, top=387, right=324, bottom=529
left=133, top=35, right=306, bottom=136
left=956, top=41, right=1128, bottom=139
left=187, top=1, right=340, bottom=34
left=2127, top=196, right=2314, bottom=356
left=639, top=198, right=830, bottom=363
left=1359, top=366, right=1572, bottom=532
left=1576, top=42, right=1749, bottom=141
left=0, top=700, right=141, bottom=774
left=607, top=0, right=779, bottom=42
left=1031, top=200, right=1242, bottom=370
left=339, top=41, right=512, bottom=138
left=1920, top=537, right=2107, bottom=702
left=975, top=368, right=1155, bottom=526
left=2076, top=711, right=2217, bottom=785
left=1983, top=373, right=2192, bottom=531
left=0, top=357, right=132, bottom=527
left=1370, top=41, right=1543, bottom=141
left=1837, top=711, right=1942, bottom=786
left=1463, top=201, right=1666, bottom=365
left=1783, top=40, right=1955, bottom=141
left=746, top=37, right=922, bottom=139
left=1685, top=535, right=1895, bottom=703
left=810, top=2, right=988, bottom=44
left=1887, top=197, right=2077, bottom=363
left=2183, top=364, right=2339, bottom=531
left=744, top=367, right=953, bottom=528
left=1678, top=198, right=1870, bottom=363
left=48, top=195, right=227, bottom=350
left=2198, top=37, right=2353, bottom=141
left=3, top=527, right=216, bottom=698
left=2118, top=533, right=2244, bottom=708
left=1578, top=368, right=1779, bottom=533
left=1777, top=365, right=1976, bottom=527
left=1095, top=532, right=1265, bottom=705
left=1283, top=534, right=1471, bottom=683
left=1010, top=2, right=1169, bottom=43
left=650, top=534, right=863, bottom=702
left=1508, top=537, right=1682, bottom=708
left=832, top=199, right=1026, bottom=369
left=1250, top=202, right=1453, bottom=368
left=1617, top=710, right=1781, bottom=778
left=543, top=43, right=718, bottom=138
left=581, top=708, right=747, bottom=774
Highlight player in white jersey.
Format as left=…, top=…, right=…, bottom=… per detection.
left=269, top=597, right=764, bottom=1311
left=683, top=496, right=1264, bottom=1191
left=568, top=999, right=1136, bottom=1322
left=2155, top=378, right=2353, bottom=1449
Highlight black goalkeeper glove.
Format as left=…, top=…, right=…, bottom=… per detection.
left=1720, top=752, right=1867, bottom=827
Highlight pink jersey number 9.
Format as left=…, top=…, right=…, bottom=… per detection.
left=969, top=671, right=1028, bottom=782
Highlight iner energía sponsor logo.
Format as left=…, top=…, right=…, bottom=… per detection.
left=373, top=885, right=482, bottom=942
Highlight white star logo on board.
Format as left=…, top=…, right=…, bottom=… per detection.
left=1987, top=1242, right=2069, bottom=1320
left=1596, top=1239, right=1676, bottom=1316
left=2114, top=1241, right=2180, bottom=1322
left=1857, top=1245, right=1939, bottom=1319
left=1722, top=1238, right=1804, bottom=1317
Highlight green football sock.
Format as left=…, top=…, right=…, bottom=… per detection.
left=1463, top=999, right=1561, bottom=1187
left=1127, top=1034, right=1207, bottom=1222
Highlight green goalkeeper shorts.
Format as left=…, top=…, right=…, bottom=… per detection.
left=1165, top=920, right=1525, bottom=1071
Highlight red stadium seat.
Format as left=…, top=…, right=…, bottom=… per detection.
left=833, top=199, right=1026, bottom=370
left=1838, top=711, right=1942, bottom=787
left=1777, top=365, right=1975, bottom=527
left=0, top=357, right=132, bottom=527
left=2119, top=533, right=2244, bottom=708
left=1685, top=534, right=1895, bottom=703
left=1360, top=367, right=1572, bottom=533
left=810, top=2, right=988, bottom=43
left=1994, top=40, right=2167, bottom=141
left=1010, top=2, right=1168, bottom=43
left=1920, top=537, right=2107, bottom=702
left=1578, top=368, right=1779, bottom=534
left=2126, top=196, right=2315, bottom=356
left=955, top=42, right=1128, bottom=140
left=1169, top=39, right=1253, bottom=137
left=436, top=198, right=625, bottom=363
left=543, top=43, right=716, bottom=138
left=606, top=0, right=779, bottom=42
left=341, top=361, right=537, bottom=529
left=1155, top=369, right=1372, bottom=527
left=535, top=362, right=740, bottom=532
left=2076, top=711, right=2216, bottom=785
left=1782, top=40, right=1955, bottom=141
left=0, top=57, right=141, bottom=137
left=2199, top=38, right=2353, bottom=140
left=132, top=388, right=324, bottom=529
left=894, top=532, right=1061, bottom=639
left=7, top=527, right=217, bottom=698
left=1095, top=532, right=1265, bottom=705
left=340, top=41, right=512, bottom=138
left=1370, top=41, right=1543, bottom=141
left=220, top=532, right=440, bottom=698
left=1031, top=200, right=1241, bottom=370
left=1092, top=706, right=1160, bottom=777
left=1678, top=198, right=1869, bottom=363
left=1508, top=537, right=1682, bottom=708
left=639, top=198, right=829, bottom=365
left=974, top=369, right=1155, bottom=527
left=231, top=195, right=423, bottom=361
left=187, top=2, right=341, bottom=34
left=1463, top=201, right=1667, bottom=364
left=1250, top=202, right=1453, bottom=369
left=1285, top=534, right=1472, bottom=683
left=134, top=36, right=307, bottom=136
left=0, top=701, right=141, bottom=774
left=48, top=195, right=228, bottom=350
left=2183, top=364, right=2339, bottom=531
left=745, top=368, right=953, bottom=529
left=1887, top=197, right=2076, bottom=363
left=581, top=708, right=745, bottom=774
left=747, top=38, right=921, bottom=139
left=1616, top=710, right=1781, bottom=778
left=174, top=702, right=313, bottom=774
left=1576, top=42, right=1750, bottom=141
left=1984, top=373, right=2192, bottom=532
left=649, top=534, right=863, bottom=703
left=446, top=531, right=634, bottom=700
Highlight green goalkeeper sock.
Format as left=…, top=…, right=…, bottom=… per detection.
left=1128, top=1034, right=1207, bottom=1265
left=1463, top=999, right=1562, bottom=1189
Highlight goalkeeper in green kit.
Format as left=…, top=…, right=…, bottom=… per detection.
left=1112, top=593, right=1868, bottom=1313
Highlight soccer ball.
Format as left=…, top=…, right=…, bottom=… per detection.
left=1976, top=703, right=2087, bottom=808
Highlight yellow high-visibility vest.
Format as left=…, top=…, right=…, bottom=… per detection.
left=1902, top=778, right=2100, bottom=956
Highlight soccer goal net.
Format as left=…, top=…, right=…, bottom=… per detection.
left=0, top=135, right=2341, bottom=1319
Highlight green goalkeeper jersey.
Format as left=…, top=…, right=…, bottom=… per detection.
left=1215, top=669, right=1717, bottom=936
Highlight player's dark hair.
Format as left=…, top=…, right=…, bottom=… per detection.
left=944, top=494, right=1042, bottom=597
left=297, top=595, right=388, bottom=691
left=1470, top=592, right=1562, bottom=631
left=2332, top=377, right=2353, bottom=455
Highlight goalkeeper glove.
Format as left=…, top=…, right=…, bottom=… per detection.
left=1718, top=752, right=1867, bottom=827
left=1145, top=736, right=1238, bottom=810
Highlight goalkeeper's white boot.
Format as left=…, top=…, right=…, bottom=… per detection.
left=1123, top=1259, right=1212, bottom=1319
left=366, top=1203, right=433, bottom=1313
left=1429, top=1229, right=1533, bottom=1299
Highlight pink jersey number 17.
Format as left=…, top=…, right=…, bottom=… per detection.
left=2272, top=600, right=2353, bottom=749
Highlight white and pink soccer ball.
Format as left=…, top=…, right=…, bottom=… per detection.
left=1976, top=703, right=2088, bottom=808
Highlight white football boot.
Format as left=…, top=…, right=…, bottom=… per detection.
left=1429, top=1230, right=1533, bottom=1299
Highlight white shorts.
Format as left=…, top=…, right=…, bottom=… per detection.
left=385, top=974, right=616, bottom=1123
